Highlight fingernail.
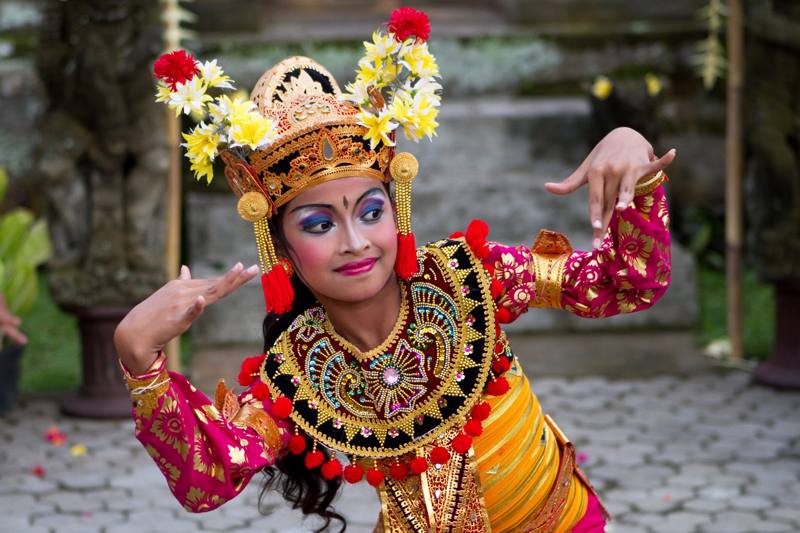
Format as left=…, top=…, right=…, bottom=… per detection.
left=616, top=201, right=626, bottom=209
left=246, top=264, right=259, bottom=274
left=592, top=219, right=602, bottom=229
left=233, top=262, right=243, bottom=271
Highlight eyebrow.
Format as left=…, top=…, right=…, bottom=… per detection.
left=288, top=187, right=384, bottom=214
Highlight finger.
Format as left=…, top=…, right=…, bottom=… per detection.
left=184, top=295, right=206, bottom=322
left=178, top=265, right=192, bottom=280
left=216, top=263, right=259, bottom=301
left=1, top=325, right=27, bottom=345
left=640, top=148, right=676, bottom=176
left=600, top=177, right=617, bottom=240
left=204, top=262, right=245, bottom=303
left=587, top=168, right=604, bottom=248
left=615, top=168, right=640, bottom=211
left=545, top=168, right=587, bottom=196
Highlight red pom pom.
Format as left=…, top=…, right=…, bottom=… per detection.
left=495, top=322, right=502, bottom=338
left=409, top=456, right=428, bottom=474
left=389, top=462, right=409, bottom=481
left=385, top=7, right=430, bottom=42
left=483, top=264, right=495, bottom=277
left=429, top=446, right=450, bottom=465
left=288, top=434, right=307, bottom=455
left=492, top=356, right=511, bottom=375
left=464, top=419, right=483, bottom=437
left=304, top=450, right=325, bottom=469
left=452, top=433, right=473, bottom=454
left=321, top=458, right=343, bottom=480
left=494, top=341, right=505, bottom=354
left=465, top=219, right=489, bottom=245
left=395, top=232, right=418, bottom=280
left=496, top=307, right=513, bottom=324
left=272, top=396, right=293, bottom=419
left=475, top=243, right=491, bottom=259
left=490, top=279, right=503, bottom=299
left=238, top=355, right=265, bottom=386
left=344, top=464, right=364, bottom=484
left=485, top=376, right=510, bottom=396
left=366, top=467, right=385, bottom=487
left=471, top=401, right=491, bottom=421
left=449, top=231, right=464, bottom=239
left=251, top=381, right=270, bottom=401
left=262, top=266, right=295, bottom=315
left=153, top=49, right=198, bottom=90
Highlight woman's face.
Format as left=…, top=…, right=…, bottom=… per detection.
left=280, top=176, right=397, bottom=304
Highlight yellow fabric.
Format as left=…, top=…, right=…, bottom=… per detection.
left=472, top=361, right=588, bottom=533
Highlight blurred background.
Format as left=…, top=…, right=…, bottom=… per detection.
left=0, top=2, right=799, bottom=532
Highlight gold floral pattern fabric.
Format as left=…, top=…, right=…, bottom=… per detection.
left=484, top=184, right=671, bottom=320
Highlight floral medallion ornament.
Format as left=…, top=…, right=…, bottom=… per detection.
left=363, top=340, right=428, bottom=418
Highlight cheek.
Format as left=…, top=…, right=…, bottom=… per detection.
left=283, top=230, right=335, bottom=275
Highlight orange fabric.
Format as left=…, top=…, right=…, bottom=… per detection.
left=472, top=363, right=589, bottom=533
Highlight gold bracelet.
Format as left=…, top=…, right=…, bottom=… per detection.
left=634, top=170, right=667, bottom=197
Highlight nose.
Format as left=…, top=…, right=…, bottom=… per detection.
left=340, top=219, right=370, bottom=255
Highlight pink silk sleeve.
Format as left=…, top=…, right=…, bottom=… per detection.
left=481, top=181, right=671, bottom=322
left=120, top=352, right=288, bottom=512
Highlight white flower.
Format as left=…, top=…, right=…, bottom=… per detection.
left=207, top=93, right=255, bottom=127
left=342, top=79, right=371, bottom=106
left=168, top=76, right=212, bottom=116
left=363, top=31, right=400, bottom=62
left=197, top=59, right=234, bottom=89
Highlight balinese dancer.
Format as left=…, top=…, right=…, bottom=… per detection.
left=115, top=8, right=674, bottom=533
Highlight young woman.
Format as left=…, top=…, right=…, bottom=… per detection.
left=115, top=10, right=673, bottom=533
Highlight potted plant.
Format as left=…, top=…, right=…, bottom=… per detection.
left=0, top=167, right=53, bottom=415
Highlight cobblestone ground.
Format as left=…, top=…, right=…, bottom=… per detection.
left=1, top=370, right=799, bottom=533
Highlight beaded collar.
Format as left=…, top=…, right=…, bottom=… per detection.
left=260, top=238, right=496, bottom=459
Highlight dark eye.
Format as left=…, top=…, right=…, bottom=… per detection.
left=301, top=217, right=334, bottom=233
left=361, top=206, right=383, bottom=222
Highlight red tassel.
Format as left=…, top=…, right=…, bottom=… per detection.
left=366, top=467, right=385, bottom=487
left=490, top=279, right=503, bottom=299
left=409, top=456, right=428, bottom=474
left=344, top=464, right=364, bottom=484
left=466, top=219, right=489, bottom=245
left=272, top=396, right=293, bottom=419
left=262, top=266, right=294, bottom=315
left=449, top=231, right=464, bottom=239
left=485, top=376, right=510, bottom=396
left=321, top=458, right=343, bottom=480
left=474, top=243, right=491, bottom=259
left=496, top=307, right=512, bottom=324
left=452, top=433, right=473, bottom=454
left=251, top=382, right=270, bottom=400
left=471, top=401, right=491, bottom=421
left=395, top=232, right=418, bottom=279
left=288, top=434, right=306, bottom=455
left=492, top=356, right=511, bottom=375
left=464, top=419, right=483, bottom=437
left=389, top=461, right=409, bottom=481
left=304, top=450, right=325, bottom=469
left=430, top=446, right=450, bottom=465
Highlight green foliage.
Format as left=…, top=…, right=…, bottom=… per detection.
left=693, top=0, right=727, bottom=90
left=697, top=265, right=775, bottom=361
left=18, top=272, right=81, bottom=393
left=0, top=168, right=53, bottom=320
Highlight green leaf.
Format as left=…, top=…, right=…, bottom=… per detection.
left=15, top=219, right=52, bottom=268
left=0, top=167, right=7, bottom=205
left=0, top=208, right=34, bottom=259
left=5, top=264, right=37, bottom=316
left=0, top=258, right=5, bottom=294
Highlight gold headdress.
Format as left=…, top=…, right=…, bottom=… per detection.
left=153, top=8, right=440, bottom=314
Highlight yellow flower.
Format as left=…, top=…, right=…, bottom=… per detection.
left=188, top=153, right=214, bottom=184
left=198, top=59, right=234, bottom=89
left=355, top=58, right=380, bottom=86
left=182, top=122, right=220, bottom=161
left=69, top=444, right=87, bottom=457
left=400, top=42, right=439, bottom=77
left=357, top=109, right=398, bottom=149
left=363, top=31, right=400, bottom=62
left=411, top=92, right=439, bottom=140
left=592, top=76, right=613, bottom=100
left=168, top=76, right=212, bottom=116
left=343, top=79, right=370, bottom=106
left=208, top=94, right=255, bottom=126
left=645, top=72, right=662, bottom=97
left=155, top=83, right=172, bottom=103
left=229, top=110, right=276, bottom=150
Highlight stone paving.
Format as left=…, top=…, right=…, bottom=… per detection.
left=1, top=370, right=799, bottom=533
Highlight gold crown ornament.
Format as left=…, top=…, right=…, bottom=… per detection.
left=152, top=8, right=442, bottom=314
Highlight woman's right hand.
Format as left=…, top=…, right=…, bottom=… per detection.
left=114, top=262, right=260, bottom=375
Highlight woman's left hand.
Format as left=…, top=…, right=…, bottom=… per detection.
left=545, top=127, right=676, bottom=248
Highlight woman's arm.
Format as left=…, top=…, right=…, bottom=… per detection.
left=120, top=351, right=289, bottom=512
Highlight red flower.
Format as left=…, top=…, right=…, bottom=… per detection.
left=153, top=49, right=198, bottom=90
left=385, top=7, right=430, bottom=42
left=344, top=463, right=364, bottom=483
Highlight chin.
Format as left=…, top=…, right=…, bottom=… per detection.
left=326, top=267, right=394, bottom=303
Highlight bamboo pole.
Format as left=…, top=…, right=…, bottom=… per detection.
left=726, top=0, right=744, bottom=360
left=164, top=108, right=182, bottom=372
